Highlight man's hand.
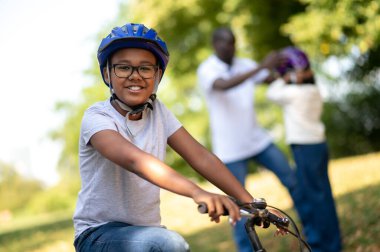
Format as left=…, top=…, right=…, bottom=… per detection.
left=261, top=51, right=281, bottom=69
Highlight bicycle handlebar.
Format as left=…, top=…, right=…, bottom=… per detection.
left=197, top=200, right=290, bottom=229
left=197, top=197, right=311, bottom=252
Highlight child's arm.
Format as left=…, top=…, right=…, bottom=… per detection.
left=168, top=127, right=254, bottom=204
left=266, top=78, right=293, bottom=105
left=90, top=129, right=241, bottom=223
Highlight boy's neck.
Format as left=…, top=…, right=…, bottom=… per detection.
left=111, top=99, right=143, bottom=120
left=128, top=113, right=143, bottom=120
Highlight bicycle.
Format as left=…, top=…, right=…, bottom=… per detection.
left=198, top=197, right=311, bottom=252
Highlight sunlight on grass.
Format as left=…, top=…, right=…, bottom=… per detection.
left=162, top=152, right=380, bottom=236
left=30, top=239, right=73, bottom=252
left=329, top=152, right=380, bottom=196
left=2, top=152, right=379, bottom=252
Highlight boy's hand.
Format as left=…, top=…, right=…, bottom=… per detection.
left=192, top=189, right=241, bottom=225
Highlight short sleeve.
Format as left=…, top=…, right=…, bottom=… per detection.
left=81, top=108, right=118, bottom=146
left=197, top=59, right=226, bottom=94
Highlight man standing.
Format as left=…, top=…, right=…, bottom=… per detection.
left=197, top=27, right=305, bottom=252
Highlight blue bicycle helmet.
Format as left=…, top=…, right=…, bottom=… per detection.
left=97, top=23, right=169, bottom=86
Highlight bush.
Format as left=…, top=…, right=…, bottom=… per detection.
left=24, top=180, right=79, bottom=214
left=323, top=86, right=380, bottom=158
left=0, top=162, right=43, bottom=213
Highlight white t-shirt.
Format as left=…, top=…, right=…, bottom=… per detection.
left=73, top=99, right=182, bottom=238
left=266, top=79, right=325, bottom=144
left=197, top=55, right=272, bottom=163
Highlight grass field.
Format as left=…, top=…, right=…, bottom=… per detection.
left=1, top=152, right=379, bottom=252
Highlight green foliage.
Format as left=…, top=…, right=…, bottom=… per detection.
left=24, top=181, right=79, bottom=214
left=277, top=0, right=380, bottom=156
left=127, top=0, right=303, bottom=74
left=117, top=0, right=302, bottom=176
left=323, top=86, right=380, bottom=158
left=282, top=0, right=380, bottom=81
left=0, top=162, right=43, bottom=213
left=50, top=76, right=109, bottom=176
left=0, top=162, right=77, bottom=218
left=283, top=0, right=380, bottom=55
left=52, top=0, right=380, bottom=178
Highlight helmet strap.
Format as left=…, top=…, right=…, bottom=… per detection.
left=106, top=60, right=158, bottom=115
left=153, top=67, right=161, bottom=93
left=111, top=93, right=156, bottom=115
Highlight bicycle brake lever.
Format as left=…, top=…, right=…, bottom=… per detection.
left=267, top=212, right=290, bottom=228
left=252, top=198, right=267, bottom=209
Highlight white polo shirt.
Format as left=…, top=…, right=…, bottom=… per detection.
left=197, top=55, right=272, bottom=163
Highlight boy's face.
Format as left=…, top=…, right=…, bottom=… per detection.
left=105, top=48, right=161, bottom=108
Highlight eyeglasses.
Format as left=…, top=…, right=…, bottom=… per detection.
left=112, top=64, right=159, bottom=79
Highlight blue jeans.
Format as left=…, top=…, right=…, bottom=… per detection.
left=226, top=143, right=302, bottom=252
left=74, top=222, right=190, bottom=252
left=291, top=142, right=342, bottom=252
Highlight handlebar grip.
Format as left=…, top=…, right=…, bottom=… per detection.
left=197, top=203, right=229, bottom=216
left=197, top=203, right=208, bottom=214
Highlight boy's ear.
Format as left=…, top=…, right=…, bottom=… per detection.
left=103, top=67, right=111, bottom=85
left=158, top=68, right=163, bottom=79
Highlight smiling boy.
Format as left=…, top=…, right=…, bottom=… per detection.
left=73, top=23, right=256, bottom=252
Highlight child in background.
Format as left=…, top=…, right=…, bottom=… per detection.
left=267, top=47, right=342, bottom=252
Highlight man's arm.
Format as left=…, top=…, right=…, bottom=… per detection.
left=213, top=66, right=267, bottom=90
left=213, top=51, right=279, bottom=90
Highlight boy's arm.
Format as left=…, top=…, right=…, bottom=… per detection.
left=168, top=127, right=254, bottom=204
left=90, top=129, right=241, bottom=223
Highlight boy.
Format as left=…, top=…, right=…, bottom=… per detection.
left=73, top=23, right=256, bottom=252
left=267, top=47, right=342, bottom=252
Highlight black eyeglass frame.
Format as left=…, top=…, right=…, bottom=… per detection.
left=112, top=64, right=159, bottom=79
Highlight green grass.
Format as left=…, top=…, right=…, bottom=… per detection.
left=1, top=152, right=379, bottom=252
left=0, top=212, right=73, bottom=252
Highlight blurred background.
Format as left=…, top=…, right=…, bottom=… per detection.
left=1, top=0, right=379, bottom=251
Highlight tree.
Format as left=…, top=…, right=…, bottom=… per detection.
left=282, top=0, right=380, bottom=157
left=52, top=0, right=380, bottom=178
left=51, top=82, right=108, bottom=178
left=53, top=0, right=304, bottom=177
left=122, top=0, right=304, bottom=177
left=0, top=161, right=43, bottom=213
